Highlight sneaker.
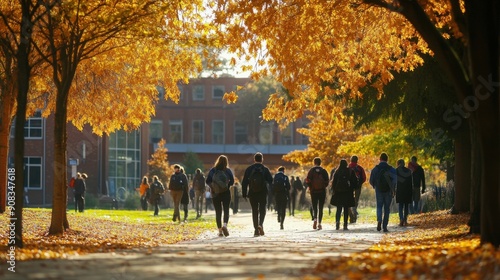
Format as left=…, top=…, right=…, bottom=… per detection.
left=258, top=225, right=265, bottom=236
left=377, top=222, right=382, bottom=232
left=280, top=224, right=284, bottom=230
left=254, top=230, right=260, bottom=237
left=222, top=226, right=229, bottom=237
left=317, top=224, right=322, bottom=230
left=218, top=233, right=224, bottom=237
left=383, top=227, right=389, bottom=233
left=313, top=220, right=317, bottom=230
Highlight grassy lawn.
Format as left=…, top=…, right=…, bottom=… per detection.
left=1, top=208, right=214, bottom=261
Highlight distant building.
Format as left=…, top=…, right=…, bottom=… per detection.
left=9, top=77, right=308, bottom=206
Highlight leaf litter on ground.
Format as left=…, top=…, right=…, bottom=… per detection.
left=301, top=210, right=500, bottom=279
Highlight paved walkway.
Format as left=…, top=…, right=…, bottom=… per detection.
left=5, top=211, right=388, bottom=280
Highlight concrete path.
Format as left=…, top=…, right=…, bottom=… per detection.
left=4, top=211, right=387, bottom=280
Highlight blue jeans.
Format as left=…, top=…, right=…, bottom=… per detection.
left=376, top=191, right=392, bottom=228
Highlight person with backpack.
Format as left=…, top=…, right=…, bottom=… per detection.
left=273, top=166, right=291, bottom=230
left=206, top=155, right=235, bottom=237
left=408, top=156, right=426, bottom=214
left=137, top=176, right=150, bottom=211
left=150, top=175, right=165, bottom=216
left=369, top=152, right=397, bottom=232
left=169, top=165, right=188, bottom=222
left=192, top=168, right=206, bottom=218
left=396, top=159, right=413, bottom=226
left=348, top=155, right=367, bottom=223
left=305, top=157, right=329, bottom=230
left=242, top=152, right=273, bottom=237
left=330, top=159, right=358, bottom=230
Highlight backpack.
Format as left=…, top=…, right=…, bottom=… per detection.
left=193, top=173, right=206, bottom=192
left=334, top=169, right=351, bottom=192
left=378, top=166, right=392, bottom=193
left=249, top=166, right=266, bottom=193
left=169, top=174, right=183, bottom=191
left=272, top=173, right=287, bottom=194
left=211, top=169, right=229, bottom=194
left=310, top=167, right=328, bottom=192
left=152, top=181, right=165, bottom=195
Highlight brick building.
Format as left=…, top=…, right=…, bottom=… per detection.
left=9, top=77, right=308, bottom=206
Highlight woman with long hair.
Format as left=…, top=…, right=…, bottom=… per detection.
left=330, top=159, right=357, bottom=230
left=206, top=155, right=234, bottom=237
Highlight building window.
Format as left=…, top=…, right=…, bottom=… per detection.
left=281, top=124, right=293, bottom=145
left=192, top=120, right=204, bottom=144
left=177, top=85, right=184, bottom=100
left=301, top=124, right=309, bottom=145
left=24, top=111, right=43, bottom=139
left=193, top=85, right=205, bottom=101
left=24, top=157, right=42, bottom=189
left=149, top=120, right=163, bottom=144
left=108, top=130, right=141, bottom=197
left=212, top=85, right=225, bottom=99
left=169, top=120, right=183, bottom=143
left=212, top=120, right=224, bottom=144
left=234, top=121, right=248, bottom=144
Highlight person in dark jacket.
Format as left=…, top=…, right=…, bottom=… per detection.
left=273, top=166, right=291, bottom=230
left=242, top=152, right=273, bottom=237
left=408, top=156, right=426, bottom=214
left=169, top=165, right=188, bottom=222
left=74, top=172, right=87, bottom=212
left=330, top=159, right=357, bottom=230
left=348, top=155, right=367, bottom=223
left=180, top=167, right=190, bottom=222
left=305, top=157, right=329, bottom=230
left=396, top=159, right=413, bottom=226
left=206, top=155, right=235, bottom=237
left=369, top=153, right=397, bottom=232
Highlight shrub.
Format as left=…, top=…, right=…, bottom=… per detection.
left=123, top=191, right=141, bottom=210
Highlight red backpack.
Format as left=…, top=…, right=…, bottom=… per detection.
left=309, top=167, right=327, bottom=192
left=68, top=177, right=76, bottom=188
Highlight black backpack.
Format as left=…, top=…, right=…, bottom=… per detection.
left=249, top=166, right=266, bottom=193
left=334, top=169, right=351, bottom=192
left=378, top=166, right=391, bottom=193
left=272, top=173, right=287, bottom=194
left=211, top=169, right=229, bottom=194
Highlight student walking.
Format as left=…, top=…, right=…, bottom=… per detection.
left=273, top=166, right=291, bottom=230
left=137, top=176, right=150, bottom=211
left=348, top=155, right=367, bottom=223
left=206, top=155, right=235, bottom=237
left=369, top=153, right=396, bottom=232
left=149, top=175, right=165, bottom=216
left=396, top=159, right=413, bottom=226
left=330, top=159, right=357, bottom=230
left=408, top=156, right=426, bottom=214
left=242, top=152, right=273, bottom=237
left=73, top=172, right=87, bottom=212
left=180, top=167, right=190, bottom=222
left=192, top=168, right=206, bottom=218
left=169, top=165, right=188, bottom=222
left=305, top=157, right=329, bottom=230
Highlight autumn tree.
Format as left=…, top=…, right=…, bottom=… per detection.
left=182, top=151, right=204, bottom=175
left=28, top=0, right=216, bottom=235
left=147, top=139, right=170, bottom=185
left=216, top=0, right=499, bottom=246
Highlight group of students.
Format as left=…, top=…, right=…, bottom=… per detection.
left=138, top=151, right=425, bottom=237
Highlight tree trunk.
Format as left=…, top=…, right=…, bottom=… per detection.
left=48, top=93, right=70, bottom=234
left=0, top=84, right=16, bottom=213
left=451, top=123, right=471, bottom=213
left=468, top=120, right=481, bottom=233
left=13, top=1, right=35, bottom=247
left=465, top=0, right=500, bottom=246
